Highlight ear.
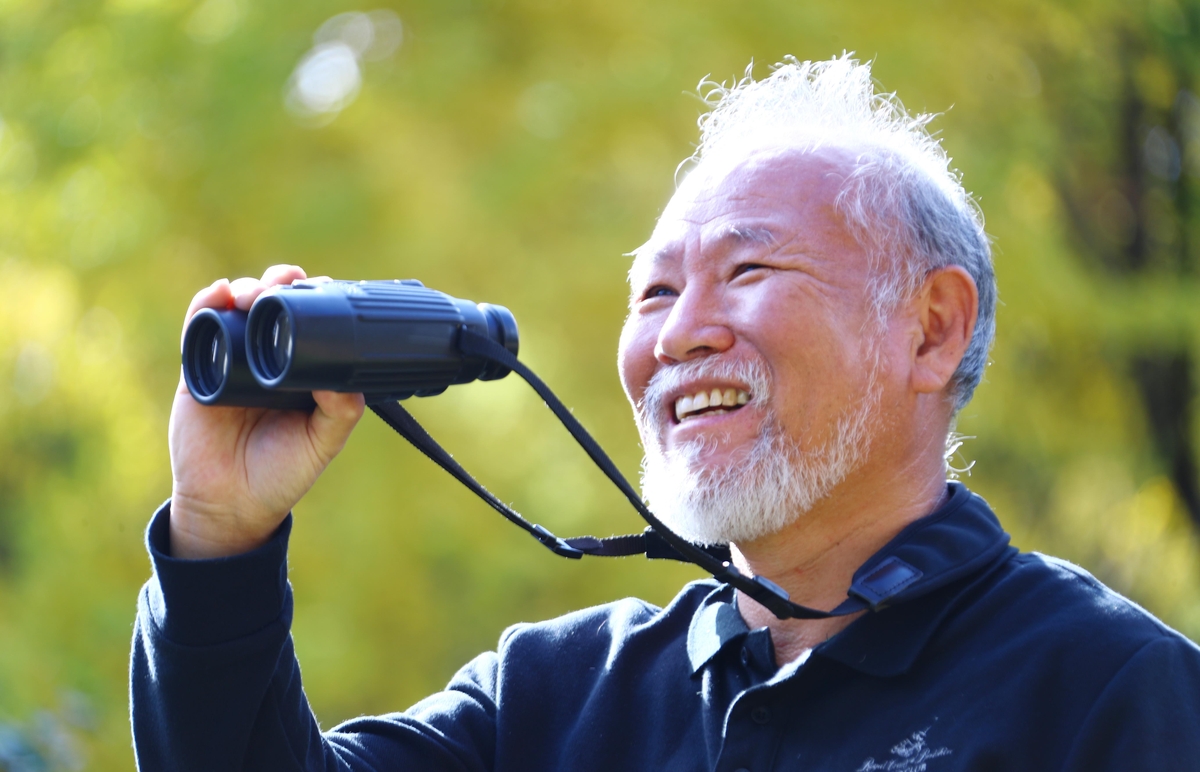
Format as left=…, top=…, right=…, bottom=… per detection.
left=909, top=266, right=978, bottom=397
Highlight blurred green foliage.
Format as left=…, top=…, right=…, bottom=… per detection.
left=1, top=0, right=1199, bottom=767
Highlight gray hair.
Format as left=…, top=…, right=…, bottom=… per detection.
left=691, top=55, right=995, bottom=410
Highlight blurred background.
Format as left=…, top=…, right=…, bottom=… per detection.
left=1, top=0, right=1199, bottom=767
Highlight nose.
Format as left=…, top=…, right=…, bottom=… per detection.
left=654, top=285, right=735, bottom=364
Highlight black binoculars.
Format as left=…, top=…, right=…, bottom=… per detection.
left=182, top=279, right=519, bottom=409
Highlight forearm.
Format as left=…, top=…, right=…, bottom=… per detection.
left=129, top=502, right=500, bottom=772
left=130, top=502, right=334, bottom=771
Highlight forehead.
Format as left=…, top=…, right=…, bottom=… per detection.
left=632, top=146, right=858, bottom=278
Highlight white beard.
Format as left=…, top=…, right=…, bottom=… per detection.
left=635, top=355, right=878, bottom=546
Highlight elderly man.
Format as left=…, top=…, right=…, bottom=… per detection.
left=131, top=58, right=1200, bottom=771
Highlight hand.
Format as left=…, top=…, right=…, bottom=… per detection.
left=168, top=265, right=365, bottom=559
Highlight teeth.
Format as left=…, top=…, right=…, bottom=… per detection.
left=673, top=388, right=753, bottom=421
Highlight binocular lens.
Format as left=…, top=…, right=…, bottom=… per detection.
left=270, top=313, right=292, bottom=377
left=249, top=300, right=293, bottom=382
left=182, top=306, right=318, bottom=409
left=187, top=314, right=230, bottom=399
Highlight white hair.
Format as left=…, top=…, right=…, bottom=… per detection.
left=636, top=351, right=879, bottom=545
left=689, top=55, right=995, bottom=409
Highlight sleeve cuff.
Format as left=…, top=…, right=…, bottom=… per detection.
left=142, top=500, right=293, bottom=647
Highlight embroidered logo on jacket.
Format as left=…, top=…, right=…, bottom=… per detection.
left=855, top=728, right=951, bottom=772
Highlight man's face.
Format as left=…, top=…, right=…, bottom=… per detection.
left=618, top=146, right=884, bottom=544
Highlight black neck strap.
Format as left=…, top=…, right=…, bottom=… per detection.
left=369, top=327, right=869, bottom=621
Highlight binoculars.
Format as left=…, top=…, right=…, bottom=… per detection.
left=182, top=279, right=519, bottom=408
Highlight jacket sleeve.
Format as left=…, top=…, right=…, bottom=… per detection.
left=130, top=502, right=498, bottom=772
left=1063, top=633, right=1200, bottom=771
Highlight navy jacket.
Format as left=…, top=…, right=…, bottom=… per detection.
left=131, top=484, right=1200, bottom=771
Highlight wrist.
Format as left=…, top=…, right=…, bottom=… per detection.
left=143, top=502, right=295, bottom=646
left=168, top=491, right=282, bottom=560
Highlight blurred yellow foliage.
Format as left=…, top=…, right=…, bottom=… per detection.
left=0, top=0, right=1198, bottom=768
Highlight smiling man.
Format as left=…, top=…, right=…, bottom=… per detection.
left=618, top=137, right=977, bottom=662
left=131, top=57, right=1200, bottom=771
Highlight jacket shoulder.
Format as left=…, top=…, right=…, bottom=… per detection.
left=496, top=580, right=719, bottom=659
left=979, top=550, right=1198, bottom=653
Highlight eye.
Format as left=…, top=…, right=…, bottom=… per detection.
left=642, top=285, right=677, bottom=300
left=732, top=263, right=767, bottom=279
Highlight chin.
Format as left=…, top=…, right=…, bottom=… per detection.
left=639, top=409, right=875, bottom=546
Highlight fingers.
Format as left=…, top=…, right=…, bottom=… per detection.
left=185, top=278, right=232, bottom=320
left=229, top=264, right=307, bottom=311
left=312, top=390, right=365, bottom=426
left=182, top=265, right=309, bottom=346
left=225, top=265, right=309, bottom=312
left=307, top=390, right=366, bottom=462
left=181, top=278, right=233, bottom=347
left=262, top=264, right=307, bottom=286
left=227, top=277, right=262, bottom=310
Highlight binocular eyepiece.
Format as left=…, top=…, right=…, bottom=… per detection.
left=183, top=279, right=519, bottom=409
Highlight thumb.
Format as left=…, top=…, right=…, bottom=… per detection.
left=307, top=391, right=366, bottom=463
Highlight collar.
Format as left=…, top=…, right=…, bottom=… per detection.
left=686, top=483, right=1013, bottom=676
left=686, top=583, right=746, bottom=674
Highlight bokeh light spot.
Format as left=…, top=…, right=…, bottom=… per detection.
left=13, top=343, right=56, bottom=406
left=517, top=82, right=575, bottom=140
left=284, top=10, right=403, bottom=125
left=185, top=0, right=243, bottom=45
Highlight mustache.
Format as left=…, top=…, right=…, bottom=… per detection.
left=637, top=355, right=773, bottom=427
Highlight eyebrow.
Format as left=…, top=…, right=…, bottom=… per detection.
left=723, top=225, right=779, bottom=246
left=634, top=224, right=780, bottom=268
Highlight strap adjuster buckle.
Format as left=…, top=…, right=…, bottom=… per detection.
left=532, top=524, right=584, bottom=559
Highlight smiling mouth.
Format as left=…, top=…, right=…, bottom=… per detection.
left=674, top=388, right=751, bottom=423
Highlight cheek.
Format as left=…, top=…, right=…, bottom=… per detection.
left=865, top=317, right=917, bottom=399
left=617, top=316, right=657, bottom=404
left=745, top=297, right=874, bottom=426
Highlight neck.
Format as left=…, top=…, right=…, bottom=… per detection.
left=731, top=432, right=950, bottom=665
